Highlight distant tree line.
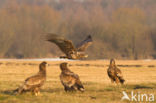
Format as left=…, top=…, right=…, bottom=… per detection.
left=0, top=0, right=156, bottom=59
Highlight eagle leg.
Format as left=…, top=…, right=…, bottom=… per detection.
left=64, top=86, right=76, bottom=92
left=110, top=78, right=115, bottom=84
left=33, top=88, right=40, bottom=96
left=70, top=86, right=77, bottom=92
left=64, top=86, right=70, bottom=92
left=115, top=77, right=120, bottom=85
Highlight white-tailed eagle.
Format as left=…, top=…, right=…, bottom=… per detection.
left=46, top=33, right=92, bottom=59
left=60, top=62, right=84, bottom=92
left=107, top=59, right=125, bottom=84
left=14, top=61, right=47, bottom=96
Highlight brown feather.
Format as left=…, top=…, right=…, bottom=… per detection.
left=59, top=62, right=84, bottom=92
left=45, top=33, right=92, bottom=59
left=107, top=59, right=125, bottom=84
left=46, top=33, right=77, bottom=56
left=76, top=35, right=93, bottom=52
left=14, top=62, right=47, bottom=95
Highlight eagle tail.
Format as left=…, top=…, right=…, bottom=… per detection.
left=76, top=80, right=85, bottom=92
left=13, top=86, right=24, bottom=94
left=119, top=77, right=125, bottom=84
left=13, top=88, right=19, bottom=93
left=76, top=84, right=85, bottom=92
left=117, top=72, right=125, bottom=84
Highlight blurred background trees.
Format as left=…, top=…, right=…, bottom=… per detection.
left=0, top=0, right=155, bottom=59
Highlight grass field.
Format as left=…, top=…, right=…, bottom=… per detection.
left=0, top=60, right=156, bottom=103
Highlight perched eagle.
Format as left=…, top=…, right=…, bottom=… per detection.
left=59, top=62, right=84, bottom=92
left=107, top=59, right=125, bottom=84
left=14, top=61, right=47, bottom=95
left=45, top=33, right=93, bottom=59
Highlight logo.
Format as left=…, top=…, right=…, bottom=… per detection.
left=121, top=91, right=154, bottom=102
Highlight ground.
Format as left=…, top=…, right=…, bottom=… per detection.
left=0, top=59, right=156, bottom=103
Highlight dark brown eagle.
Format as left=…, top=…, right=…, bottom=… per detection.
left=107, top=59, right=125, bottom=84
left=14, top=61, right=47, bottom=95
left=59, top=62, right=84, bottom=92
left=45, top=33, right=93, bottom=59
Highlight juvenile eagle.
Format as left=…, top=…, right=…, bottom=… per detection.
left=107, top=59, right=125, bottom=84
left=60, top=62, right=84, bottom=92
left=46, top=33, right=93, bottom=59
left=14, top=61, right=47, bottom=95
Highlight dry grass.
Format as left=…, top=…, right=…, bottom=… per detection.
left=0, top=60, right=156, bottom=103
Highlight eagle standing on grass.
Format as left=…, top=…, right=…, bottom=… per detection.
left=107, top=59, right=125, bottom=84
left=60, top=62, right=84, bottom=92
left=14, top=61, right=47, bottom=96
left=45, top=33, right=93, bottom=59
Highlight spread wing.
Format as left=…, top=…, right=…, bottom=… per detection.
left=76, top=35, right=93, bottom=52
left=24, top=74, right=45, bottom=86
left=46, top=33, right=77, bottom=55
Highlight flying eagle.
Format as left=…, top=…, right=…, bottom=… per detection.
left=45, top=33, right=93, bottom=59
left=59, top=62, right=84, bottom=92
left=14, top=61, right=47, bottom=95
left=107, top=59, right=125, bottom=84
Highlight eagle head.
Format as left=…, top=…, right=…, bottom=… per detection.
left=39, top=61, right=47, bottom=71
left=60, top=62, right=68, bottom=71
left=110, top=59, right=115, bottom=66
